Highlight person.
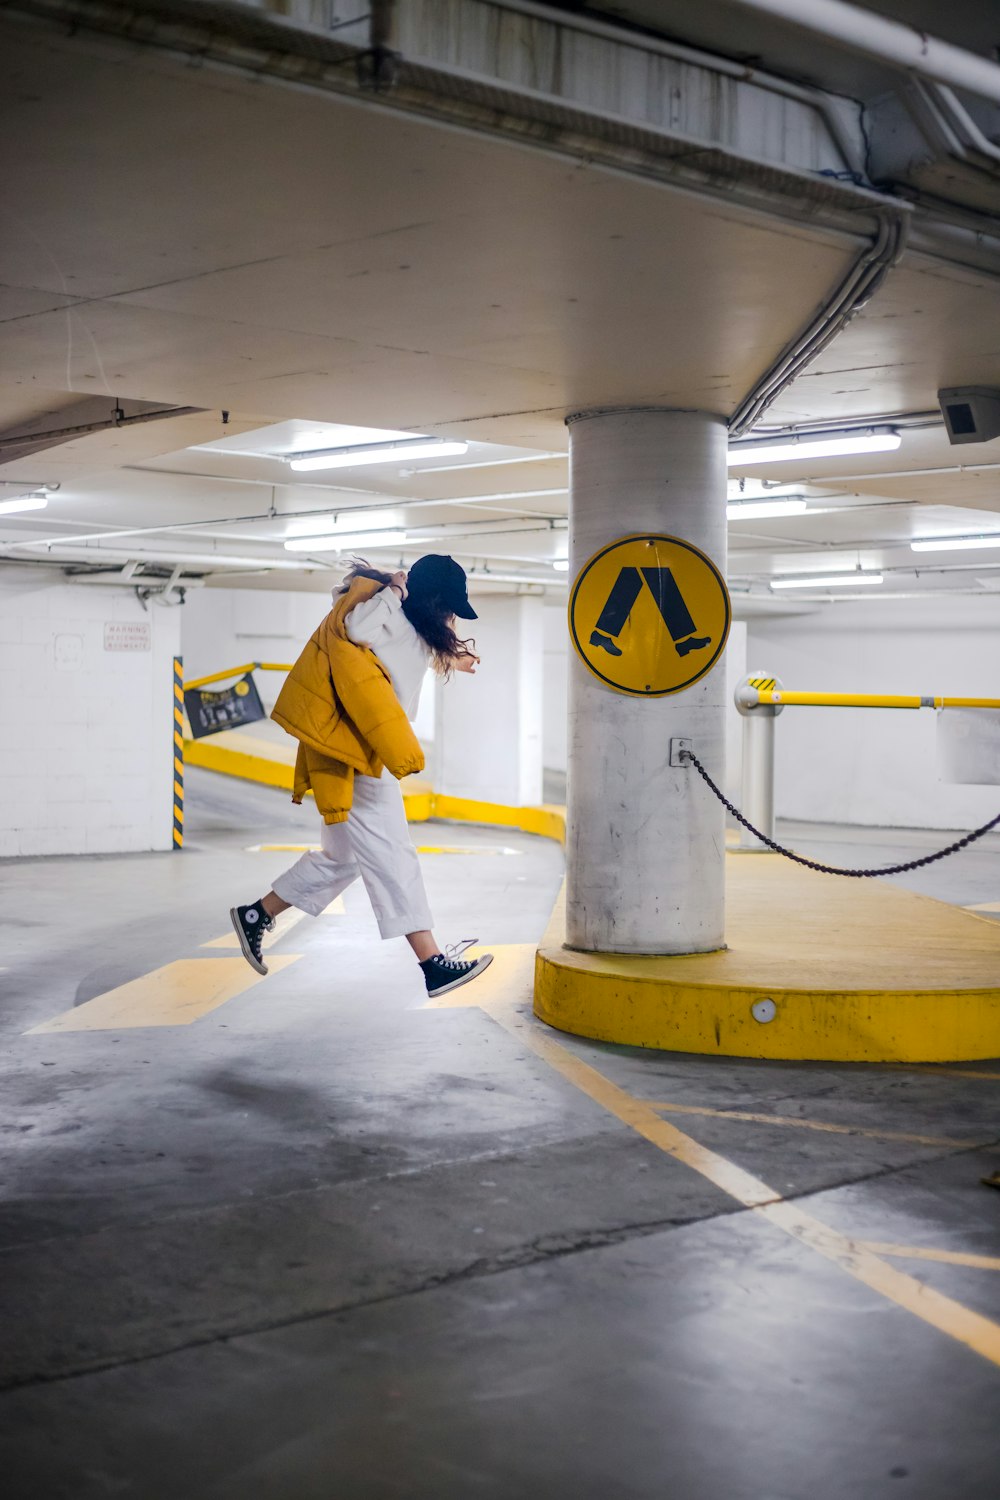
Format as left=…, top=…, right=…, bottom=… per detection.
left=229, top=554, right=493, bottom=999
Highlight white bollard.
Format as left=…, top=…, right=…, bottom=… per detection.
left=733, top=674, right=783, bottom=851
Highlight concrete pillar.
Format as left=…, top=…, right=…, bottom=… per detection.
left=566, top=408, right=728, bottom=955
left=435, top=593, right=544, bottom=806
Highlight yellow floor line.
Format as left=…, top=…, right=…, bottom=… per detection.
left=644, top=1101, right=984, bottom=1150
left=415, top=845, right=521, bottom=856
left=25, top=955, right=301, bottom=1033
left=250, top=842, right=520, bottom=856
left=896, top=1066, right=1000, bottom=1082
left=202, top=896, right=345, bottom=951
left=861, top=1243, right=1000, bottom=1272
left=481, top=1003, right=1000, bottom=1370
left=246, top=844, right=321, bottom=853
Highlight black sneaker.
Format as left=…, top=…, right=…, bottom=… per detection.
left=421, top=940, right=493, bottom=999
left=230, top=901, right=275, bottom=975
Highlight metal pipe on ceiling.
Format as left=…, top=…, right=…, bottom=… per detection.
left=122, top=466, right=559, bottom=518
left=0, top=406, right=203, bottom=451
left=723, top=0, right=1000, bottom=106
left=728, top=210, right=908, bottom=435
left=800, top=461, right=1000, bottom=483
left=1, top=509, right=566, bottom=553
left=0, top=543, right=322, bottom=572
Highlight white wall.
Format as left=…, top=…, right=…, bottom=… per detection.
left=746, top=595, right=1000, bottom=830
left=435, top=594, right=544, bottom=805
left=0, top=569, right=180, bottom=856
left=180, top=586, right=328, bottom=711
left=543, top=604, right=568, bottom=774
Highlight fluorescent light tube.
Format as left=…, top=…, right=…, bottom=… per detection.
left=437, top=489, right=568, bottom=504
left=728, top=432, right=900, bottom=466
left=0, top=492, right=48, bottom=516
left=771, top=572, right=883, bottom=589
left=552, top=559, right=569, bottom=572
left=288, top=438, right=467, bottom=472
left=400, top=452, right=565, bottom=475
left=284, top=531, right=407, bottom=553
left=285, top=509, right=402, bottom=539
left=910, top=535, right=1000, bottom=552
left=727, top=498, right=808, bottom=521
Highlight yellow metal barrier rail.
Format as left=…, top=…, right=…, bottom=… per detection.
left=185, top=661, right=293, bottom=691
left=756, top=689, right=1000, bottom=710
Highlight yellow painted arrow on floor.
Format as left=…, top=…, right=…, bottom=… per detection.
left=23, top=900, right=344, bottom=1034
left=25, top=955, right=301, bottom=1033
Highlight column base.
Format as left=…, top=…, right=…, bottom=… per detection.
left=535, top=856, right=1000, bottom=1063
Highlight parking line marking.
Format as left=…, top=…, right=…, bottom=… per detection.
left=483, top=1004, right=1000, bottom=1370
left=896, top=1066, right=1000, bottom=1082
left=25, top=955, right=301, bottom=1033
left=644, top=1100, right=984, bottom=1150
left=248, top=843, right=519, bottom=856
left=246, top=844, right=320, bottom=853
left=862, top=1243, right=1000, bottom=1272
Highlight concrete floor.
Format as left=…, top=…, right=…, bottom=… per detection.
left=2, top=771, right=999, bottom=1497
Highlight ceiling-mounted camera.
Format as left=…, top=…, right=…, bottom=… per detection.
left=938, top=386, right=1000, bottom=444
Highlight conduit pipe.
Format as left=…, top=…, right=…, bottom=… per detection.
left=0, top=406, right=202, bottom=451
left=724, top=0, right=1000, bottom=106
left=1, top=514, right=565, bottom=556
left=729, top=211, right=907, bottom=434
left=0, top=543, right=316, bottom=572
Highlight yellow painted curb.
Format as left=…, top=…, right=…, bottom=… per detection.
left=534, top=862, right=1000, bottom=1063
left=432, top=795, right=566, bottom=844
left=185, top=737, right=296, bottom=792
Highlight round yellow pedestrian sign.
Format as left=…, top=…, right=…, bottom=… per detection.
left=569, top=534, right=730, bottom=696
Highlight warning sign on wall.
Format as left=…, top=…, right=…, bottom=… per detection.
left=568, top=534, right=730, bottom=697
left=104, top=621, right=151, bottom=652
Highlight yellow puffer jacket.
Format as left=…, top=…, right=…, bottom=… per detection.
left=271, top=578, right=425, bottom=824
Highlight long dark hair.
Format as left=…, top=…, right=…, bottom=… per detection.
left=339, top=559, right=477, bottom=676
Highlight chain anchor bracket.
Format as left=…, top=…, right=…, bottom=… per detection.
left=669, top=738, right=693, bottom=768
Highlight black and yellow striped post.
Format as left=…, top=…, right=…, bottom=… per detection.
left=173, top=656, right=184, bottom=849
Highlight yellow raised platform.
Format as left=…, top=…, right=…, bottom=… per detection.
left=535, top=859, right=1000, bottom=1063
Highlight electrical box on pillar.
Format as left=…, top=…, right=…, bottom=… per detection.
left=568, top=533, right=731, bottom=696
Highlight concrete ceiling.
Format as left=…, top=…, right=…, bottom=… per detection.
left=3, top=3, right=1000, bottom=607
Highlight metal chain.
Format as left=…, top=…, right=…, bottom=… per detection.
left=681, top=751, right=1000, bottom=878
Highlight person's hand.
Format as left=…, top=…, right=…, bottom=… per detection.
left=452, top=652, right=479, bottom=675
left=388, top=570, right=408, bottom=600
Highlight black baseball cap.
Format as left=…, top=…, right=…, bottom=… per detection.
left=407, top=554, right=477, bottom=619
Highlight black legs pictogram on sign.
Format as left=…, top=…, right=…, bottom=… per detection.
left=590, top=566, right=641, bottom=657
left=590, top=566, right=711, bottom=659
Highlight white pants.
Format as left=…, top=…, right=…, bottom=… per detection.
left=271, top=773, right=433, bottom=939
